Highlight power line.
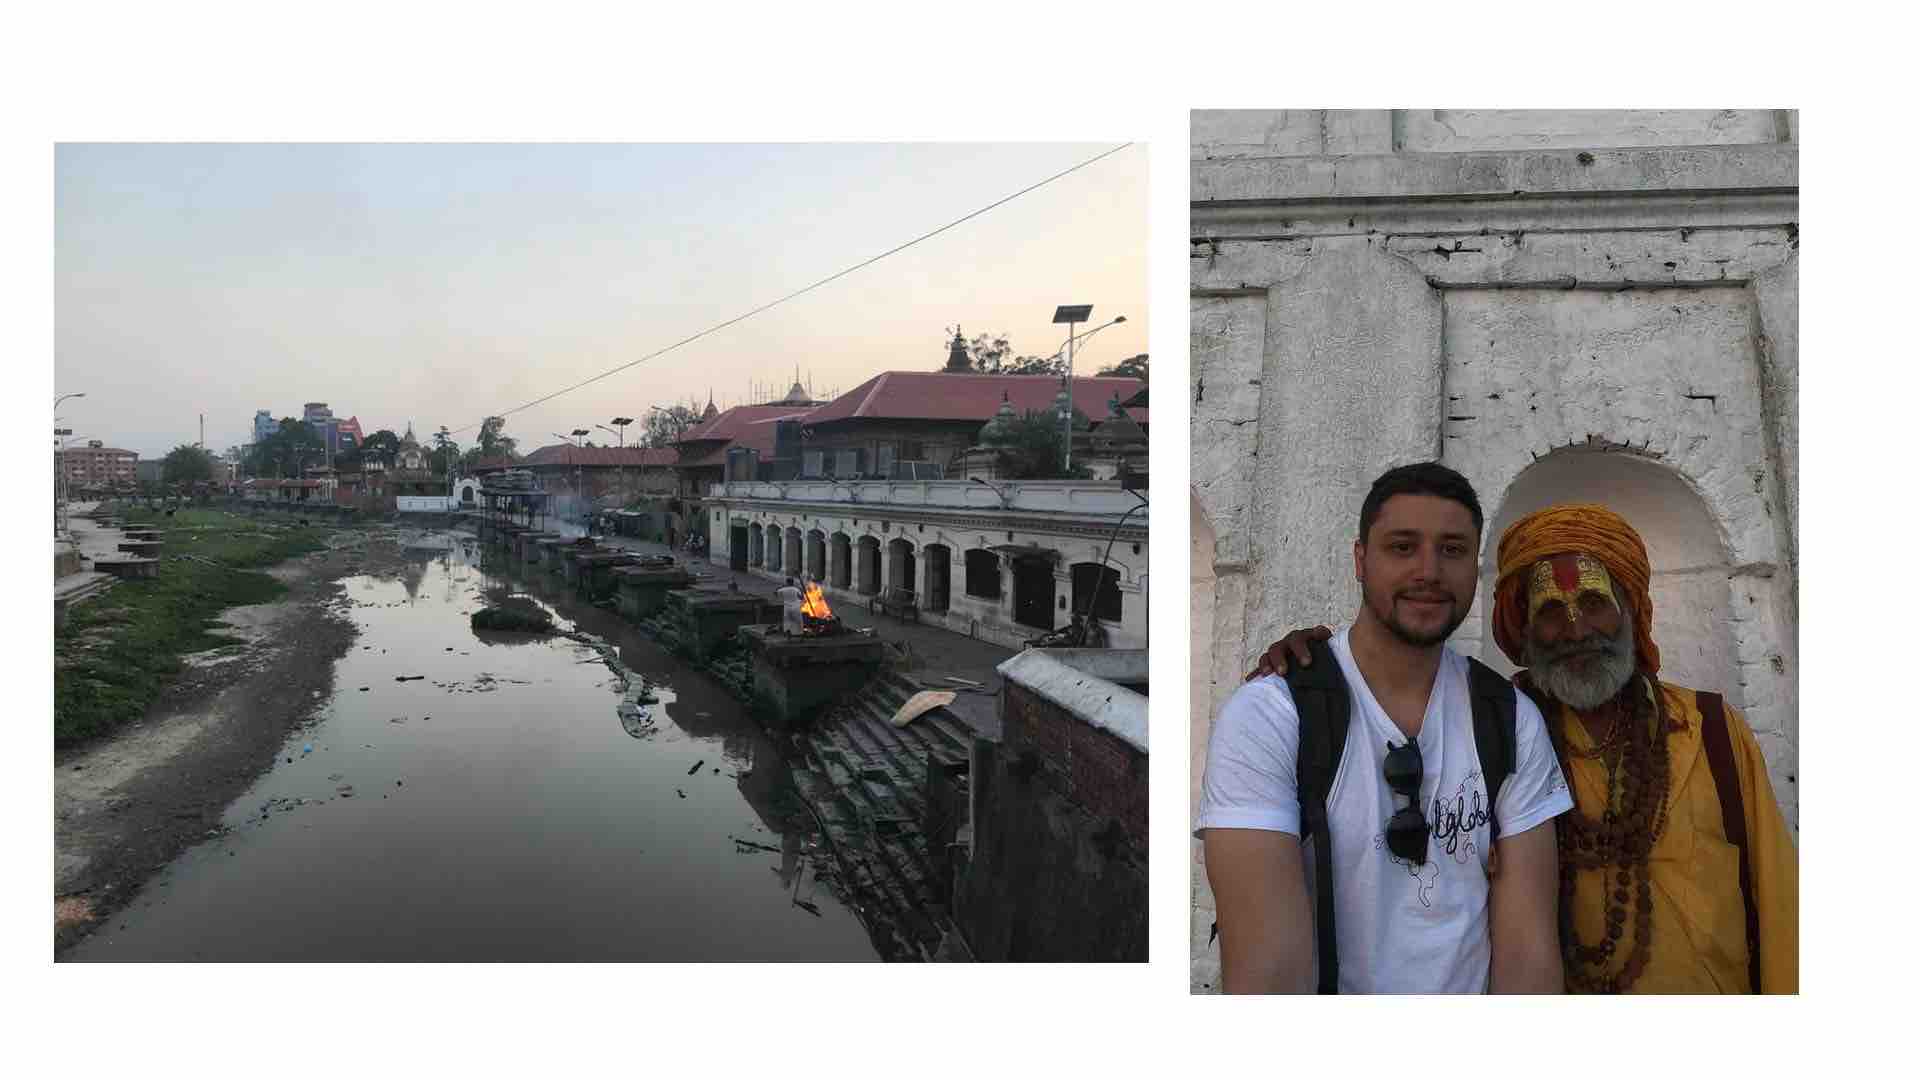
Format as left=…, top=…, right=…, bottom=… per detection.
left=448, top=141, right=1134, bottom=439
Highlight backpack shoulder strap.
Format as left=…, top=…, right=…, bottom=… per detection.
left=1696, top=690, right=1762, bottom=992
left=1284, top=636, right=1350, bottom=994
left=1465, top=656, right=1518, bottom=841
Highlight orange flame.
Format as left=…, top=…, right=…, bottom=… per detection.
left=801, top=581, right=833, bottom=619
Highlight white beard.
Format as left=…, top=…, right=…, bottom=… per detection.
left=1524, top=601, right=1638, bottom=710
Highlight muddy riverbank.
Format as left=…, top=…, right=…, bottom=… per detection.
left=54, top=529, right=403, bottom=953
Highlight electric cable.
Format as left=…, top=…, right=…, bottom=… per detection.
left=447, top=142, right=1134, bottom=440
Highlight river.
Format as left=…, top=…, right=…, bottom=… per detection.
left=68, top=530, right=879, bottom=962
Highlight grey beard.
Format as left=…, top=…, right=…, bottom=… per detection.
left=1524, top=603, right=1638, bottom=710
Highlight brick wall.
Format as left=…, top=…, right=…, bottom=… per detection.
left=1001, top=680, right=1147, bottom=850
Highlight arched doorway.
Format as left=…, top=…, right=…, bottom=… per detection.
left=765, top=525, right=781, bottom=572
left=856, top=536, right=881, bottom=595
left=747, top=523, right=764, bottom=567
left=922, top=544, right=951, bottom=613
left=806, top=529, right=827, bottom=582
left=1071, top=562, right=1123, bottom=625
left=886, top=537, right=916, bottom=596
left=1479, top=448, right=1737, bottom=697
left=1012, top=554, right=1057, bottom=631
left=964, top=549, right=1001, bottom=602
left=784, top=527, right=803, bottom=579
left=730, top=523, right=749, bottom=571
left=830, top=532, right=852, bottom=589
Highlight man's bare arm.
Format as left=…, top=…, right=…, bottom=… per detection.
left=1487, top=821, right=1563, bottom=993
left=1204, top=828, right=1315, bottom=993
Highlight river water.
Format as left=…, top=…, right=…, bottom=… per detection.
left=69, top=530, right=878, bottom=962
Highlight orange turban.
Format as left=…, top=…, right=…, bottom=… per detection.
left=1492, top=503, right=1659, bottom=675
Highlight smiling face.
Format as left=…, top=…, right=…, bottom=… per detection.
left=1522, top=553, right=1638, bottom=709
left=1353, top=493, right=1479, bottom=648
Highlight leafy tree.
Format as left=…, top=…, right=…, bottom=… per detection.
left=1000, top=353, right=1065, bottom=376
left=476, top=416, right=517, bottom=460
left=161, top=444, right=217, bottom=486
left=993, top=409, right=1090, bottom=480
left=246, top=418, right=326, bottom=478
left=642, top=403, right=702, bottom=448
left=359, top=429, right=402, bottom=464
left=1096, top=353, right=1149, bottom=382
left=942, top=327, right=1062, bottom=376
left=430, top=427, right=459, bottom=477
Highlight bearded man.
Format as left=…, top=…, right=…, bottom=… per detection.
left=1251, top=503, right=1798, bottom=993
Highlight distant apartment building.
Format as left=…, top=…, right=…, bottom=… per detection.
left=253, top=409, right=277, bottom=444
left=61, top=441, right=138, bottom=491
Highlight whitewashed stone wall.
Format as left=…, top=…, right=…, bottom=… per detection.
left=1190, top=110, right=1797, bottom=991
left=705, top=480, right=1149, bottom=651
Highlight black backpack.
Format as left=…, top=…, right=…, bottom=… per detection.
left=1285, top=636, right=1517, bottom=994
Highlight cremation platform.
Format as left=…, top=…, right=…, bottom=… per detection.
left=740, top=624, right=885, bottom=730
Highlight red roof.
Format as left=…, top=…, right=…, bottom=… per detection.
left=800, top=371, right=1146, bottom=427
left=519, top=445, right=680, bottom=469
left=675, top=404, right=816, bottom=470
left=677, top=403, right=816, bottom=444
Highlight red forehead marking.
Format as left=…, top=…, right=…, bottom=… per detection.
left=1550, top=554, right=1584, bottom=593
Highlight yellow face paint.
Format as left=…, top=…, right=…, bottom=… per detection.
left=1528, top=554, right=1618, bottom=624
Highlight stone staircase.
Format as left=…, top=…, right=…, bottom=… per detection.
left=787, top=668, right=978, bottom=961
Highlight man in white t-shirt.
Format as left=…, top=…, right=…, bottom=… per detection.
left=775, top=577, right=805, bottom=636
left=1197, top=463, right=1572, bottom=993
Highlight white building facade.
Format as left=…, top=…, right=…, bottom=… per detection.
left=1190, top=109, right=1798, bottom=990
left=705, top=478, right=1148, bottom=652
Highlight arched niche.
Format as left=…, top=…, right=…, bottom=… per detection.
left=1478, top=448, right=1738, bottom=700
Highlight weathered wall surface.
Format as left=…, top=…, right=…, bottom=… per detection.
left=1191, top=110, right=1797, bottom=990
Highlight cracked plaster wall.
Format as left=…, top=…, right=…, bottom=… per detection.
left=1191, top=110, right=1797, bottom=989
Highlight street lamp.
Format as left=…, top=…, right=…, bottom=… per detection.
left=1051, top=306, right=1128, bottom=472
left=54, top=428, right=84, bottom=534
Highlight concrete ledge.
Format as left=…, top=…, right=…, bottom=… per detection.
left=1194, top=143, right=1797, bottom=206
left=996, top=649, right=1149, bottom=753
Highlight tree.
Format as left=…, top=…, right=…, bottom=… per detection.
left=476, top=416, right=517, bottom=460
left=1097, top=353, right=1149, bottom=382
left=246, top=418, right=326, bottom=478
left=161, top=444, right=217, bottom=487
left=942, top=327, right=1063, bottom=376
left=1001, top=353, right=1065, bottom=376
left=430, top=427, right=459, bottom=478
left=642, top=403, right=702, bottom=448
left=993, top=409, right=1090, bottom=480
left=359, top=429, right=402, bottom=465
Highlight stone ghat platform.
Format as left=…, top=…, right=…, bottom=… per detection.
left=574, top=551, right=644, bottom=600
left=657, top=588, right=780, bottom=663
left=612, top=565, right=693, bottom=620
left=741, top=625, right=886, bottom=730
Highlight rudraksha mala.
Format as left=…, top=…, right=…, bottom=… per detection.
left=1522, top=670, right=1673, bottom=994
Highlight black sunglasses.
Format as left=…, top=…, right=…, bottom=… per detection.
left=1383, top=739, right=1429, bottom=865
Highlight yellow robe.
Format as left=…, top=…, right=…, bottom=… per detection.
left=1555, top=683, right=1798, bottom=993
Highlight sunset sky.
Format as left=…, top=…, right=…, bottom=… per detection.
left=55, top=142, right=1147, bottom=460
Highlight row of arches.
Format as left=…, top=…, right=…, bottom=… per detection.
left=730, top=520, right=1128, bottom=632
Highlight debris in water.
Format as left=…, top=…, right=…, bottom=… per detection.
left=793, top=900, right=822, bottom=917
left=676, top=789, right=686, bottom=798
left=687, top=760, right=705, bottom=776
left=395, top=675, right=426, bottom=682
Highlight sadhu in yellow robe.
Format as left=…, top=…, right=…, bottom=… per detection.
left=1552, top=682, right=1798, bottom=993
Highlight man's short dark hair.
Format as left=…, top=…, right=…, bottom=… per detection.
left=1358, top=462, right=1484, bottom=543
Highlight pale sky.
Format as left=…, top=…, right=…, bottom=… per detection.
left=54, top=143, right=1147, bottom=460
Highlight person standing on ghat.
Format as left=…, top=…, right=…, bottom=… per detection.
left=776, top=577, right=804, bottom=636
left=1199, top=463, right=1572, bottom=993
left=1251, top=501, right=1798, bottom=993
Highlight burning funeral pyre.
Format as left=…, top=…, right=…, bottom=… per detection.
left=799, top=581, right=844, bottom=637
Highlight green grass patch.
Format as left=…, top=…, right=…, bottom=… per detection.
left=55, top=509, right=341, bottom=746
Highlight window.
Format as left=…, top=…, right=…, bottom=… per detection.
left=876, top=444, right=894, bottom=478
left=803, top=450, right=824, bottom=478
left=1071, top=562, right=1123, bottom=622
left=964, top=549, right=1001, bottom=599
left=900, top=440, right=924, bottom=461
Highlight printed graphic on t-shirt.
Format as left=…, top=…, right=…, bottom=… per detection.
left=1431, top=771, right=1491, bottom=863
left=1372, top=772, right=1491, bottom=908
